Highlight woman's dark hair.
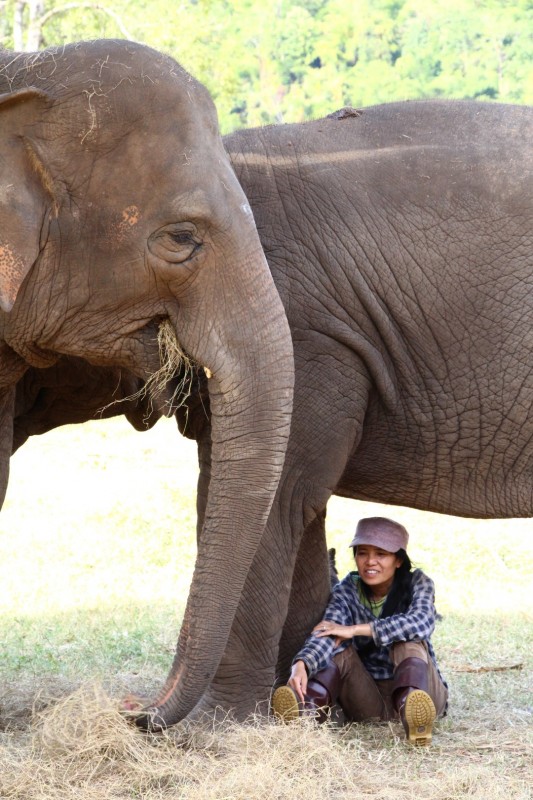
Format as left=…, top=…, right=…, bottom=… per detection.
left=355, top=548, right=413, bottom=618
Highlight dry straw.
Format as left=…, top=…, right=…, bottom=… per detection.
left=98, top=319, right=197, bottom=423
left=150, top=319, right=196, bottom=414
left=0, top=683, right=531, bottom=800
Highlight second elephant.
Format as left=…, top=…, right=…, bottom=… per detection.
left=199, top=98, right=533, bottom=717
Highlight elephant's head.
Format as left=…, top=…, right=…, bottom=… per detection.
left=0, top=41, right=294, bottom=726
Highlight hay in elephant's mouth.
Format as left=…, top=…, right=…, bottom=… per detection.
left=146, top=318, right=196, bottom=413
left=99, top=319, right=197, bottom=422
left=0, top=682, right=530, bottom=800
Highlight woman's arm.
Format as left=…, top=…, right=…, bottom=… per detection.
left=290, top=575, right=357, bottom=675
left=288, top=660, right=308, bottom=702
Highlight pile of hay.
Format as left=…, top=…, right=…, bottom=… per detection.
left=0, top=684, right=531, bottom=799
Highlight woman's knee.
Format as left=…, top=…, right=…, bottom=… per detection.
left=390, top=640, right=429, bottom=666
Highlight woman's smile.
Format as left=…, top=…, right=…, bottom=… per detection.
left=355, top=545, right=403, bottom=597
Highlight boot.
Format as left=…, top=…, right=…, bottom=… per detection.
left=392, top=657, right=436, bottom=746
left=272, top=663, right=341, bottom=723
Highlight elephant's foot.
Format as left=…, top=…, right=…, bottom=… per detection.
left=187, top=677, right=274, bottom=724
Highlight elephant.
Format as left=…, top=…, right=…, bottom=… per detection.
left=197, top=98, right=533, bottom=718
left=9, top=99, right=533, bottom=724
left=0, top=40, right=294, bottom=729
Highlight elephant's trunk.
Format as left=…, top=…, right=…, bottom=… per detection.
left=137, top=241, right=293, bottom=729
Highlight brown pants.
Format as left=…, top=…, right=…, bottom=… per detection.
left=333, top=641, right=448, bottom=722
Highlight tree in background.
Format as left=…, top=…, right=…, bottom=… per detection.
left=2, top=0, right=133, bottom=49
left=1, top=0, right=532, bottom=132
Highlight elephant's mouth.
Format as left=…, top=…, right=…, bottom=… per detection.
left=148, top=318, right=198, bottom=417
left=98, top=318, right=201, bottom=425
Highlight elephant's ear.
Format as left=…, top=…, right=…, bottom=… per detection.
left=0, top=87, right=53, bottom=313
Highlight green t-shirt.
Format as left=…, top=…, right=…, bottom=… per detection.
left=353, top=573, right=387, bottom=618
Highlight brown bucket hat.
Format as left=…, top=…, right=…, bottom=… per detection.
left=349, top=517, right=409, bottom=553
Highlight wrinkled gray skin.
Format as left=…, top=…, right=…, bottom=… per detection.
left=13, top=100, right=532, bottom=721
left=0, top=40, right=294, bottom=728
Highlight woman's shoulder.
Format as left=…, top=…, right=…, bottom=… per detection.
left=334, top=571, right=359, bottom=593
left=411, top=568, right=435, bottom=590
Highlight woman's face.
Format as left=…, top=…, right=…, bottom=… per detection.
left=355, top=545, right=403, bottom=596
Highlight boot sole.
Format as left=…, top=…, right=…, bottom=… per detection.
left=272, top=686, right=300, bottom=722
left=403, top=690, right=436, bottom=746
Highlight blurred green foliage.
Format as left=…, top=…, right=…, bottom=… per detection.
left=1, top=0, right=532, bottom=132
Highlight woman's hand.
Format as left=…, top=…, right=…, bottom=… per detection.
left=288, top=660, right=308, bottom=703
left=313, top=620, right=372, bottom=642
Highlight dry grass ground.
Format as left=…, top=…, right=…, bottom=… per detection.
left=0, top=417, right=531, bottom=799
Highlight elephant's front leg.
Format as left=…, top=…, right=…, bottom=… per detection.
left=189, top=348, right=372, bottom=720
left=189, top=485, right=317, bottom=719
left=274, top=509, right=331, bottom=686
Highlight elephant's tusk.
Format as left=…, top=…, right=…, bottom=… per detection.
left=204, top=367, right=212, bottom=379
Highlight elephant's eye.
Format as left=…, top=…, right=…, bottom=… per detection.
left=170, top=232, right=195, bottom=246
left=148, top=225, right=202, bottom=264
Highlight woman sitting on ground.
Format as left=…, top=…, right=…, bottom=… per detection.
left=272, top=516, right=448, bottom=746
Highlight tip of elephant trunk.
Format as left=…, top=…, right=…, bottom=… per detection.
left=133, top=707, right=168, bottom=733
left=120, top=695, right=170, bottom=732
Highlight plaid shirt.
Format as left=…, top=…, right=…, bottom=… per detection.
left=294, top=569, right=446, bottom=684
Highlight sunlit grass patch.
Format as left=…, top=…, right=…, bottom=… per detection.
left=1, top=418, right=198, bottom=619
left=0, top=604, right=178, bottom=680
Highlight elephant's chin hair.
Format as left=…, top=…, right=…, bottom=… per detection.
left=98, top=319, right=196, bottom=423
